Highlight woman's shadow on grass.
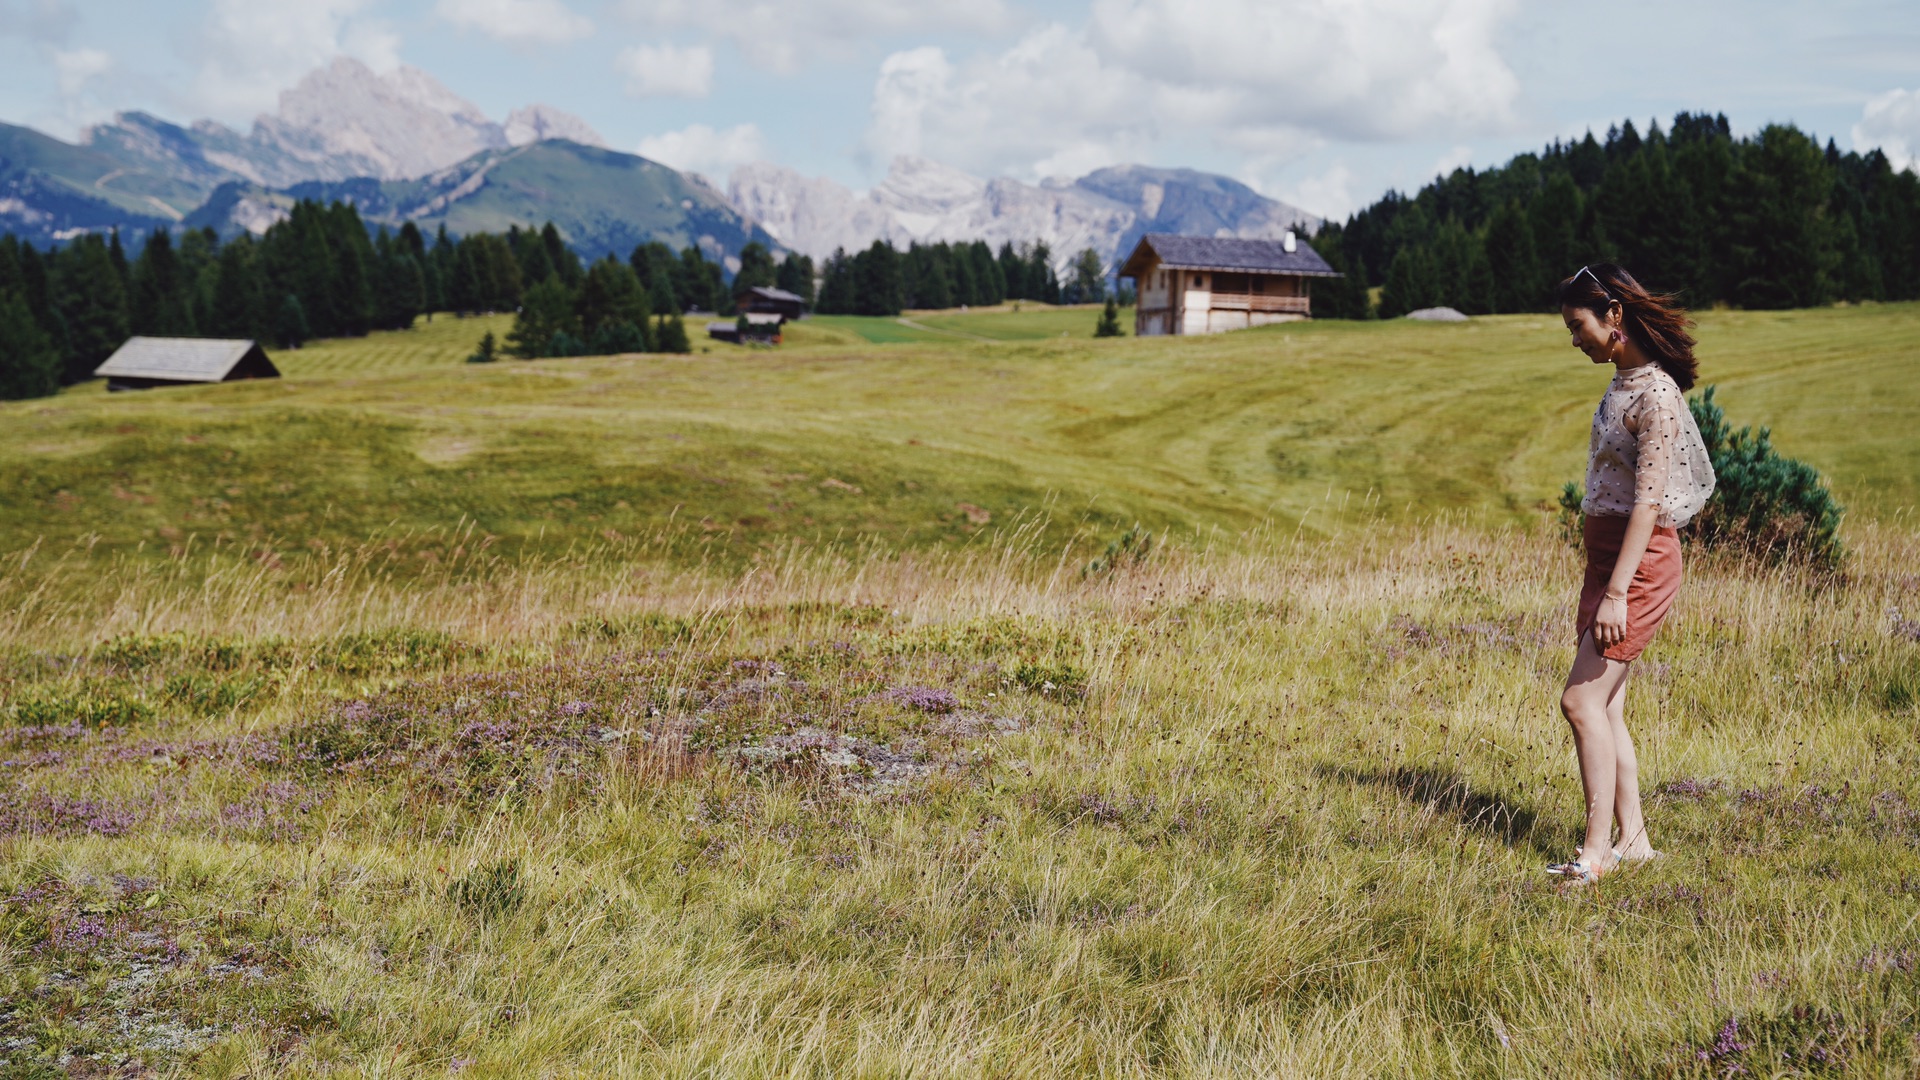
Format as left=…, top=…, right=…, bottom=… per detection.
left=1314, top=763, right=1557, bottom=856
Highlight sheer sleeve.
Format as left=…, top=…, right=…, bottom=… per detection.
left=1630, top=386, right=1686, bottom=514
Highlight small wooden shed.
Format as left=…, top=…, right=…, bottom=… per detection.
left=94, top=338, right=280, bottom=391
left=739, top=286, right=807, bottom=322
left=1120, top=233, right=1341, bottom=336
left=707, top=313, right=783, bottom=345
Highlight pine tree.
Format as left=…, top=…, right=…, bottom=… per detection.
left=814, top=249, right=853, bottom=314
left=1068, top=248, right=1106, bottom=304
left=1027, top=243, right=1060, bottom=303
left=1483, top=199, right=1542, bottom=313
left=853, top=240, right=903, bottom=316
left=1379, top=247, right=1442, bottom=317
left=732, top=242, right=777, bottom=301
left=1728, top=125, right=1837, bottom=309
left=1528, top=173, right=1582, bottom=284
left=970, top=241, right=1005, bottom=305
left=1093, top=296, right=1123, bottom=337
left=630, top=241, right=680, bottom=314
left=507, top=277, right=578, bottom=358
left=274, top=293, right=311, bottom=349
left=577, top=256, right=650, bottom=342
left=107, top=229, right=131, bottom=295
left=209, top=237, right=266, bottom=339
left=775, top=252, right=815, bottom=307
left=1306, top=226, right=1370, bottom=319
left=677, top=246, right=716, bottom=312
left=430, top=225, right=457, bottom=315
left=0, top=289, right=62, bottom=400
left=541, top=223, right=581, bottom=287
left=51, top=234, right=130, bottom=383
left=655, top=312, right=691, bottom=353
left=131, top=229, right=196, bottom=336
left=467, top=330, right=499, bottom=363
left=998, top=242, right=1026, bottom=300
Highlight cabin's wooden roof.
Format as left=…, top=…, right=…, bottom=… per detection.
left=1120, top=234, right=1340, bottom=279
left=94, top=338, right=278, bottom=383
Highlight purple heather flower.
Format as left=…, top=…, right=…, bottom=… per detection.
left=1698, top=1017, right=1750, bottom=1063
left=884, top=687, right=959, bottom=714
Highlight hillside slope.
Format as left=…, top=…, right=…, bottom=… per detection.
left=2, top=304, right=1911, bottom=566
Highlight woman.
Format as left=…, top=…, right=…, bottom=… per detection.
left=1549, top=264, right=1715, bottom=884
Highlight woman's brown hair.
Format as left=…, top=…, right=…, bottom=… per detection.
left=1556, top=263, right=1699, bottom=390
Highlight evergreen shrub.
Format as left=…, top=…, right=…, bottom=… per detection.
left=1554, top=386, right=1844, bottom=569
left=1687, top=386, right=1844, bottom=567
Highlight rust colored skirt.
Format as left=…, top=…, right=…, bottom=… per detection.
left=1577, top=514, right=1682, bottom=662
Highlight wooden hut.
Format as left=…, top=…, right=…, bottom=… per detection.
left=739, top=286, right=807, bottom=322
left=707, top=313, right=784, bottom=345
left=1120, top=233, right=1341, bottom=336
left=93, top=337, right=280, bottom=391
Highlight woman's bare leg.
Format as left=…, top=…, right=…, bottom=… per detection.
left=1607, top=672, right=1653, bottom=857
left=1560, top=632, right=1633, bottom=868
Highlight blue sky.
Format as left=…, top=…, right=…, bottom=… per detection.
left=3, top=0, right=1917, bottom=219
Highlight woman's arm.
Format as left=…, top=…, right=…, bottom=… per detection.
left=1594, top=500, right=1659, bottom=650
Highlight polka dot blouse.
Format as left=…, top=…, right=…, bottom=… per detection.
left=1583, top=363, right=1717, bottom=527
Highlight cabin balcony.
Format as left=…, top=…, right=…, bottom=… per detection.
left=1207, top=293, right=1310, bottom=314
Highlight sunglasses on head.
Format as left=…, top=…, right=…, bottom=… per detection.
left=1573, top=265, right=1614, bottom=302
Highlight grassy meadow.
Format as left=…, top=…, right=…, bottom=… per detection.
left=1, top=304, right=1917, bottom=1076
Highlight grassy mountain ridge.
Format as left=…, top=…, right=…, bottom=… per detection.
left=290, top=140, right=776, bottom=263
left=0, top=121, right=183, bottom=239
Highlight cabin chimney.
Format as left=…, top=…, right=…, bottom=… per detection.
left=1283, top=230, right=1297, bottom=253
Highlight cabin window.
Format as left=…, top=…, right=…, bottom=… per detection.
left=1195, top=275, right=1206, bottom=288
left=1213, top=273, right=1248, bottom=294
left=1250, top=276, right=1265, bottom=294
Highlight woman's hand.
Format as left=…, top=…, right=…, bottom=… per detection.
left=1594, top=595, right=1628, bottom=650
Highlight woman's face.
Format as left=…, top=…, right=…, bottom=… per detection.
left=1561, top=304, right=1616, bottom=365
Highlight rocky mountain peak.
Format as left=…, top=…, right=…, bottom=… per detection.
left=505, top=105, right=605, bottom=148
left=727, top=158, right=1321, bottom=275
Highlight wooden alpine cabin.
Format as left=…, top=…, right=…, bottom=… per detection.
left=739, top=285, right=807, bottom=322
left=93, top=337, right=280, bottom=392
left=1120, top=233, right=1341, bottom=336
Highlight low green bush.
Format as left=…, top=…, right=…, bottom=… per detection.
left=1688, top=386, right=1845, bottom=567
left=1556, top=386, right=1845, bottom=568
left=8, top=688, right=154, bottom=728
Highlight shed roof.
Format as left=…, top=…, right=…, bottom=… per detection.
left=1120, top=234, right=1340, bottom=279
left=746, top=286, right=806, bottom=304
left=94, top=338, right=277, bottom=383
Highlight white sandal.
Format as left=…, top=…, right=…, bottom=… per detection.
left=1546, top=856, right=1612, bottom=884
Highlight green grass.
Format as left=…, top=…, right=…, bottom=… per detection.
left=3, top=304, right=1916, bottom=572
left=277, top=312, right=516, bottom=374
left=0, top=303, right=1917, bottom=1074
left=800, top=304, right=1129, bottom=344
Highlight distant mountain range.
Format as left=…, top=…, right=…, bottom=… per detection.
left=0, top=57, right=1318, bottom=273
left=732, top=157, right=1318, bottom=269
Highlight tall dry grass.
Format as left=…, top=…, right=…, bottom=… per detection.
left=1, top=518, right=1917, bottom=1076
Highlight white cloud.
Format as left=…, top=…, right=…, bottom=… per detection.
left=616, top=43, right=713, bottom=98
left=189, top=0, right=401, bottom=119
left=864, top=28, right=1155, bottom=182
left=616, top=0, right=1013, bottom=74
left=1853, top=88, right=1920, bottom=172
left=865, top=0, right=1522, bottom=182
left=637, top=122, right=768, bottom=181
left=435, top=0, right=592, bottom=44
left=1278, top=163, right=1357, bottom=221
left=1432, top=144, right=1475, bottom=178
left=51, top=46, right=110, bottom=96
